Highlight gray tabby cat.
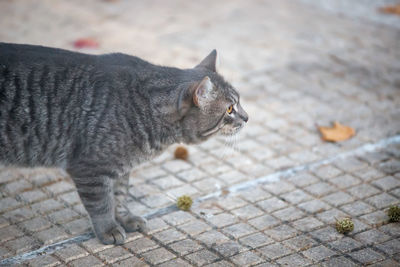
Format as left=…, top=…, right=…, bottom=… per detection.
left=0, top=43, right=248, bottom=244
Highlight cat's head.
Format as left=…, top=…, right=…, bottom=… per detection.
left=178, top=50, right=248, bottom=144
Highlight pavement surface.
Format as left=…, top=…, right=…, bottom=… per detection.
left=0, top=0, right=400, bottom=266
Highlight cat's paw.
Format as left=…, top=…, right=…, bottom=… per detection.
left=94, top=222, right=126, bottom=245
left=117, top=213, right=148, bottom=233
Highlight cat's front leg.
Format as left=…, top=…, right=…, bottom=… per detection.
left=72, top=175, right=126, bottom=245
left=114, top=173, right=148, bottom=233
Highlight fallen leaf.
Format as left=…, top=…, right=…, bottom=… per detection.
left=73, top=38, right=99, bottom=49
left=379, top=4, right=400, bottom=16
left=318, top=121, right=355, bottom=142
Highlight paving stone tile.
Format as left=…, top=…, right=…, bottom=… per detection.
left=276, top=253, right=312, bottom=266
left=0, top=246, right=11, bottom=261
left=321, top=256, right=358, bottom=267
left=163, top=160, right=192, bottom=173
left=378, top=223, right=400, bottom=236
left=352, top=167, right=386, bottom=182
left=258, top=243, right=293, bottom=260
left=97, top=246, right=132, bottom=264
left=334, top=158, right=368, bottom=172
left=340, top=200, right=375, bottom=216
left=230, top=250, right=264, bottom=266
left=231, top=205, right=264, bottom=220
left=169, top=239, right=203, bottom=256
left=322, top=192, right=354, bottom=207
left=124, top=237, right=158, bottom=254
left=298, top=199, right=331, bottom=213
left=58, top=191, right=80, bottom=206
left=216, top=196, right=247, bottom=210
left=305, top=182, right=336, bottom=197
left=193, top=178, right=224, bottom=192
left=5, top=235, right=39, bottom=254
left=178, top=220, right=211, bottom=236
left=19, top=190, right=47, bottom=203
left=292, top=217, right=324, bottom=232
left=354, top=229, right=390, bottom=245
left=151, top=175, right=184, bottom=190
left=142, top=247, right=176, bottom=265
left=272, top=206, right=305, bottom=221
left=63, top=218, right=91, bottom=235
left=0, top=197, right=22, bottom=213
left=176, top=169, right=207, bottom=183
left=310, top=226, right=342, bottom=242
left=2, top=207, right=35, bottom=223
left=349, top=248, right=385, bottom=265
left=146, top=218, right=170, bottom=234
left=302, top=245, right=336, bottom=262
left=25, top=213, right=62, bottom=234
left=218, top=170, right=248, bottom=185
left=167, top=185, right=200, bottom=199
left=112, top=256, right=149, bottom=267
left=257, top=197, right=288, bottom=213
left=204, top=260, right=234, bottom=267
left=264, top=225, right=299, bottom=241
left=223, top=223, right=256, bottom=239
left=372, top=176, right=400, bottom=191
left=35, top=226, right=69, bottom=245
left=379, top=159, right=400, bottom=174
left=26, top=254, right=61, bottom=267
left=281, top=189, right=313, bottom=204
left=375, top=239, right=400, bottom=255
left=239, top=232, right=274, bottom=248
left=368, top=259, right=400, bottom=267
left=81, top=238, right=114, bottom=254
left=54, top=244, right=89, bottom=263
left=313, top=165, right=342, bottom=180
left=141, top=193, right=173, bottom=208
left=159, top=258, right=193, bottom=267
left=329, top=174, right=361, bottom=189
left=288, top=173, right=319, bottom=187
left=283, top=235, right=318, bottom=252
left=248, top=214, right=280, bottom=230
left=195, top=230, right=230, bottom=247
left=69, top=255, right=103, bottom=267
left=347, top=184, right=380, bottom=199
left=44, top=180, right=75, bottom=195
left=263, top=181, right=295, bottom=195
left=185, top=249, right=219, bottom=266
left=360, top=210, right=388, bottom=226
left=153, top=228, right=186, bottom=245
left=238, top=188, right=272, bottom=203
left=4, top=179, right=32, bottom=194
left=206, top=213, right=238, bottom=228
left=48, top=208, right=80, bottom=224
left=212, top=241, right=247, bottom=257
left=366, top=193, right=399, bottom=209
left=31, top=199, right=64, bottom=214
left=0, top=225, right=24, bottom=243
left=330, top=237, right=363, bottom=252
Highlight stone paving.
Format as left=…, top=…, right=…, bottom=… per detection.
left=0, top=0, right=400, bottom=266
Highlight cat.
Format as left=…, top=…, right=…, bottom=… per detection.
left=0, top=43, right=248, bottom=245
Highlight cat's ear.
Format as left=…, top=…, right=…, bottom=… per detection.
left=195, top=50, right=218, bottom=72
left=193, top=76, right=215, bottom=109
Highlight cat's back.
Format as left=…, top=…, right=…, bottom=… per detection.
left=0, top=42, right=95, bottom=68
left=0, top=43, right=102, bottom=167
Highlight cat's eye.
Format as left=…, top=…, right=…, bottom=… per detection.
left=226, top=105, right=233, bottom=114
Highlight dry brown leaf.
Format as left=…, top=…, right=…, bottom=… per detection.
left=318, top=121, right=355, bottom=142
left=379, top=4, right=400, bottom=16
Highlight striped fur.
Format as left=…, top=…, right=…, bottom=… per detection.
left=0, top=43, right=248, bottom=244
